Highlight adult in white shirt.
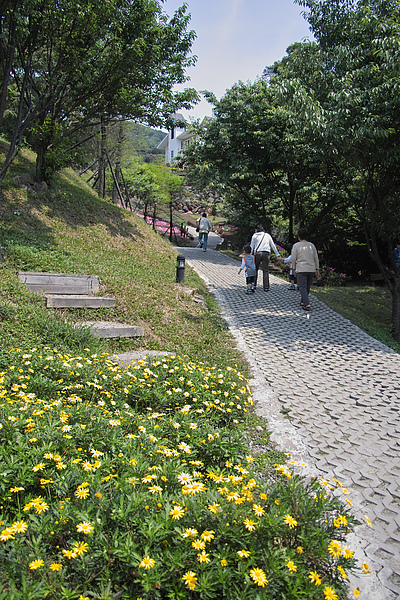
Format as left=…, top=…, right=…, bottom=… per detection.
left=291, top=227, right=320, bottom=311
left=196, top=212, right=211, bottom=252
left=250, top=224, right=281, bottom=291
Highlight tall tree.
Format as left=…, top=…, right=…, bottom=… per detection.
left=180, top=78, right=340, bottom=245
left=0, top=0, right=197, bottom=185
left=297, top=0, right=400, bottom=338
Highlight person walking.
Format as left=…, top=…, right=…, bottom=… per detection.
left=291, top=227, right=319, bottom=311
left=238, top=245, right=256, bottom=294
left=197, top=212, right=211, bottom=252
left=250, top=224, right=281, bottom=291
left=284, top=254, right=297, bottom=290
left=393, top=241, right=400, bottom=269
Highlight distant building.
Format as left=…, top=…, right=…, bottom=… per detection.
left=157, top=114, right=211, bottom=165
left=157, top=113, right=191, bottom=164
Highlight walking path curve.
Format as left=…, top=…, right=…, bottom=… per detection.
left=178, top=245, right=400, bottom=600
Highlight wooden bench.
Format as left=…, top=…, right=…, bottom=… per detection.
left=370, top=273, right=384, bottom=285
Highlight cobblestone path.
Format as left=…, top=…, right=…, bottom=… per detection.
left=181, top=247, right=400, bottom=600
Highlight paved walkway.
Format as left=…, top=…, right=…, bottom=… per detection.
left=180, top=245, right=400, bottom=600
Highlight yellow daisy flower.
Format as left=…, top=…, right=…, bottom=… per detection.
left=323, top=586, right=338, bottom=600
left=362, top=562, right=371, bottom=574
left=29, top=559, right=44, bottom=570
left=139, top=556, right=155, bottom=569
left=169, top=505, right=185, bottom=520
left=197, top=551, right=210, bottom=563
left=286, top=560, right=297, bottom=573
left=201, top=530, right=215, bottom=541
left=309, top=571, right=322, bottom=586
left=249, top=567, right=268, bottom=587
left=73, top=541, right=89, bottom=555
left=76, top=521, right=94, bottom=534
left=11, top=521, right=28, bottom=534
left=252, top=504, right=265, bottom=517
left=284, top=514, right=298, bottom=528
left=182, top=571, right=197, bottom=591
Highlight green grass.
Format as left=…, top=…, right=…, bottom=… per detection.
left=0, top=147, right=249, bottom=374
left=312, top=284, right=400, bottom=353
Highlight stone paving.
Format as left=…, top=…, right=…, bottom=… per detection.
left=180, top=245, right=400, bottom=600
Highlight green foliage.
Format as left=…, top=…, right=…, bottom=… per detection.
left=0, top=349, right=363, bottom=599
left=0, top=0, right=198, bottom=183
left=181, top=0, right=400, bottom=338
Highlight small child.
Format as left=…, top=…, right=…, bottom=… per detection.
left=284, top=255, right=297, bottom=289
left=238, top=245, right=256, bottom=293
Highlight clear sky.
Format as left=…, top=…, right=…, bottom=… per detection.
left=164, top=0, right=313, bottom=122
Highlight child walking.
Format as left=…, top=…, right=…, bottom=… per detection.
left=284, top=255, right=297, bottom=289
left=238, top=245, right=256, bottom=294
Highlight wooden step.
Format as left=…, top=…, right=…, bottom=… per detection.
left=77, top=321, right=144, bottom=338
left=46, top=295, right=116, bottom=308
left=18, top=271, right=100, bottom=295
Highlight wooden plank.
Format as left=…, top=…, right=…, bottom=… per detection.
left=18, top=271, right=100, bottom=295
left=46, top=295, right=115, bottom=308
left=77, top=321, right=144, bottom=338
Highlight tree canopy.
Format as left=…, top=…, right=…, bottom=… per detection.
left=0, top=0, right=198, bottom=183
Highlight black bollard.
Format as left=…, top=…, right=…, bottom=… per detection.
left=176, top=255, right=185, bottom=283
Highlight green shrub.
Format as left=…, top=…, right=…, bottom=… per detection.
left=0, top=349, right=365, bottom=599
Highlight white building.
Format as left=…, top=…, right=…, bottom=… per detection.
left=157, top=113, right=193, bottom=164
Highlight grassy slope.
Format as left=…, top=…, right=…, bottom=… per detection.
left=0, top=146, right=248, bottom=372
left=312, top=285, right=400, bottom=353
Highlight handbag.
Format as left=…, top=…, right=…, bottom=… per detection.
left=196, top=227, right=199, bottom=232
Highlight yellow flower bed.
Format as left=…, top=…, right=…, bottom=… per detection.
left=0, top=348, right=366, bottom=599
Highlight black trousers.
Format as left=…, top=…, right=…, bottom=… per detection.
left=254, top=251, right=270, bottom=290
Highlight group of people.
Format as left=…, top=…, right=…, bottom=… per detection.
left=195, top=216, right=399, bottom=308
left=194, top=214, right=320, bottom=310
left=239, top=224, right=319, bottom=311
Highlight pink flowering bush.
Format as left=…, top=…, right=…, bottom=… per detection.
left=317, top=266, right=348, bottom=287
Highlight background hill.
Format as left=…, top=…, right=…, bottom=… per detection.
left=125, top=122, right=165, bottom=163
left=0, top=145, right=247, bottom=372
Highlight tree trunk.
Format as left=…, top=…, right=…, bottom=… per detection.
left=112, top=160, right=121, bottom=204
left=152, top=203, right=157, bottom=229
left=112, top=121, right=124, bottom=204
left=287, top=174, right=296, bottom=245
left=169, top=202, right=173, bottom=242
left=97, top=119, right=107, bottom=199
left=0, top=46, right=14, bottom=133
left=35, top=145, right=45, bottom=183
left=106, top=151, right=125, bottom=208
left=0, top=65, right=34, bottom=187
left=391, top=273, right=400, bottom=341
left=120, top=169, right=132, bottom=210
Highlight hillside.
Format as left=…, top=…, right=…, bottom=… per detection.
left=0, top=145, right=246, bottom=372
left=125, top=122, right=165, bottom=162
